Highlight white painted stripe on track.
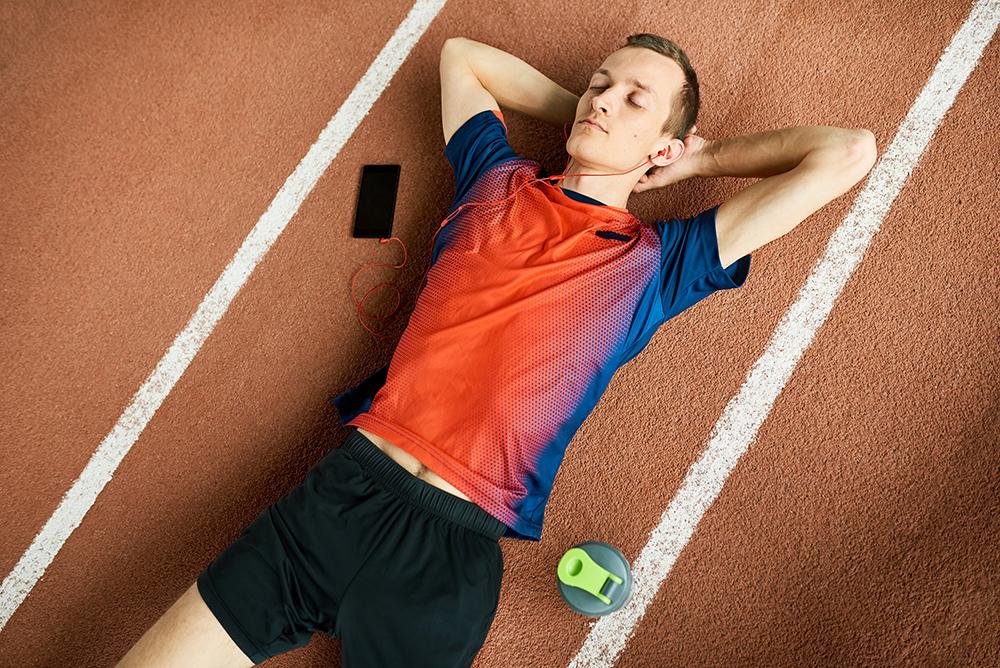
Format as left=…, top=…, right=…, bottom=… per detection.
left=569, top=1, right=1000, bottom=665
left=0, top=0, right=449, bottom=631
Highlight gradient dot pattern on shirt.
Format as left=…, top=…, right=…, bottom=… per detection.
left=338, top=109, right=751, bottom=541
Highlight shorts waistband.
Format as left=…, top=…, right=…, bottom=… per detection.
left=342, top=428, right=507, bottom=541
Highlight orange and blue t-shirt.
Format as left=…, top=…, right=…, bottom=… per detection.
left=331, top=109, right=751, bottom=541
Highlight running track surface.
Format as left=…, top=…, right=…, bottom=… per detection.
left=1, top=1, right=998, bottom=665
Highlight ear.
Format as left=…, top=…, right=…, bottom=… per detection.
left=649, top=136, right=686, bottom=167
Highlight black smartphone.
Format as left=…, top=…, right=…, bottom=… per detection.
left=352, top=164, right=400, bottom=239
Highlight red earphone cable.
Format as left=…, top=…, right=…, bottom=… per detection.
left=350, top=121, right=665, bottom=340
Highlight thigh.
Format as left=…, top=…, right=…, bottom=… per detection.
left=117, top=582, right=254, bottom=668
left=335, top=503, right=504, bottom=668
left=195, top=506, right=317, bottom=663
left=195, top=444, right=384, bottom=662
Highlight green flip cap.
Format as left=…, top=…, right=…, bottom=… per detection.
left=557, top=547, right=623, bottom=605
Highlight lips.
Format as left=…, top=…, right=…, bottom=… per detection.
left=580, top=119, right=606, bottom=132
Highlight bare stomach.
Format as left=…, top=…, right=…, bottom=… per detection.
left=355, top=427, right=472, bottom=502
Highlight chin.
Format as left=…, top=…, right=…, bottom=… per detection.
left=565, top=139, right=604, bottom=165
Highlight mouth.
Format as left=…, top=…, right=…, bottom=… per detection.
left=579, top=119, right=606, bottom=133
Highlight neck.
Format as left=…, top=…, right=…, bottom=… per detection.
left=558, top=156, right=641, bottom=210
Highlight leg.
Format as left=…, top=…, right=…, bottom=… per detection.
left=116, top=581, right=254, bottom=668
left=337, top=508, right=503, bottom=667
left=118, top=440, right=378, bottom=665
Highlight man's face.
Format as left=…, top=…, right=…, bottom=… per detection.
left=569, top=47, right=685, bottom=169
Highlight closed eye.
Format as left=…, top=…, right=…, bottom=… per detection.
left=588, top=85, right=643, bottom=108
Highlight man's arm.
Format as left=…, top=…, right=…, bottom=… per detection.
left=452, top=37, right=580, bottom=127
left=694, top=127, right=878, bottom=267
left=440, top=38, right=503, bottom=145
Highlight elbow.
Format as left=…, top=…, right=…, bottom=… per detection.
left=844, top=129, right=878, bottom=173
left=442, top=36, right=471, bottom=51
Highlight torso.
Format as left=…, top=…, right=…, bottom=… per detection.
left=355, top=427, right=472, bottom=502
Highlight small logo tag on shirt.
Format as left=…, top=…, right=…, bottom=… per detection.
left=595, top=230, right=632, bottom=242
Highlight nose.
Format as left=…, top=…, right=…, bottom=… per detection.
left=591, top=94, right=608, bottom=115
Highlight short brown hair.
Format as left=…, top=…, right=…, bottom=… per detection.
left=621, top=33, right=700, bottom=140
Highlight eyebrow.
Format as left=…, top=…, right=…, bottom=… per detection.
left=592, top=68, right=657, bottom=98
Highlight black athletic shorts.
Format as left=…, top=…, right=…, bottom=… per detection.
left=196, top=426, right=507, bottom=666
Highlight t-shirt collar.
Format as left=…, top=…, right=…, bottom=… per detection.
left=559, top=185, right=607, bottom=207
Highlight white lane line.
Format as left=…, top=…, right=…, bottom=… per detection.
left=0, top=0, right=448, bottom=632
left=569, top=1, right=1000, bottom=665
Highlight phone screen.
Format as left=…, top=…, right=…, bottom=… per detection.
left=352, top=164, right=400, bottom=239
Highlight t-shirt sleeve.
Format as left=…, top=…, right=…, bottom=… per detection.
left=656, top=203, right=752, bottom=321
left=444, top=109, right=521, bottom=208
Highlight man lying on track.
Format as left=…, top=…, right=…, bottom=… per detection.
left=118, top=32, right=876, bottom=667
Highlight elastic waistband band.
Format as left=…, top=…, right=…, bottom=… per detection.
left=342, top=428, right=507, bottom=541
